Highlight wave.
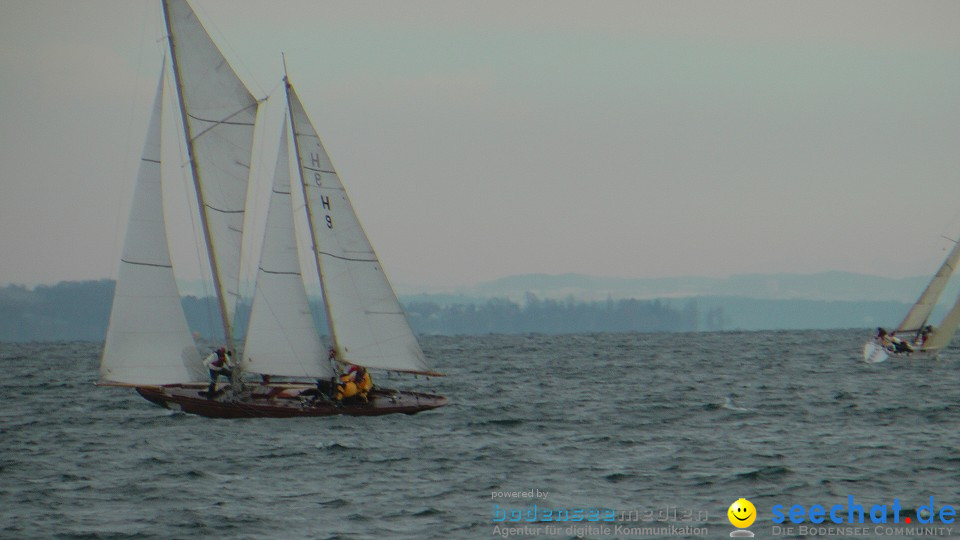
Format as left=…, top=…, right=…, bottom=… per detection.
left=471, top=418, right=524, bottom=427
left=315, top=441, right=365, bottom=451
left=604, top=472, right=634, bottom=483
left=733, top=465, right=792, bottom=481
left=317, top=497, right=349, bottom=509
left=722, top=396, right=753, bottom=412
left=5, top=331, right=959, bottom=538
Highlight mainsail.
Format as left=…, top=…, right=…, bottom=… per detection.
left=285, top=82, right=435, bottom=375
left=241, top=120, right=332, bottom=379
left=100, top=70, right=203, bottom=385
left=163, top=0, right=259, bottom=344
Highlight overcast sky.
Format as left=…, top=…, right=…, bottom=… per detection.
left=3, top=0, right=960, bottom=290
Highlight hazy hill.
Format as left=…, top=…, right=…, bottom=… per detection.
left=456, top=271, right=937, bottom=304
left=0, top=271, right=946, bottom=341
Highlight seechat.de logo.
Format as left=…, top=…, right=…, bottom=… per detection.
left=771, top=495, right=956, bottom=525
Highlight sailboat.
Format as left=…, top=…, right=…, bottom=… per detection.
left=863, top=237, right=960, bottom=363
left=99, top=0, right=447, bottom=417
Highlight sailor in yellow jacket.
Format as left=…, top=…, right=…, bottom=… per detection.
left=336, top=365, right=372, bottom=402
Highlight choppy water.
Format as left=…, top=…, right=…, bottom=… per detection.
left=3, top=330, right=960, bottom=539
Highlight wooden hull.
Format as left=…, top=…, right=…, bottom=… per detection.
left=135, top=383, right=448, bottom=418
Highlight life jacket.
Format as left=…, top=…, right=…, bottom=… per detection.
left=336, top=366, right=370, bottom=401
left=336, top=381, right=358, bottom=400
left=357, top=372, right=372, bottom=394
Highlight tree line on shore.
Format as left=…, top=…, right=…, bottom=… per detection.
left=0, top=280, right=706, bottom=342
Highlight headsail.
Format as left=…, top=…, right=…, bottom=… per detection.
left=896, top=238, right=960, bottom=335
left=242, top=119, right=333, bottom=379
left=100, top=69, right=203, bottom=385
left=922, top=294, right=960, bottom=351
left=162, top=0, right=259, bottom=343
left=285, top=82, right=436, bottom=375
left=922, top=286, right=960, bottom=351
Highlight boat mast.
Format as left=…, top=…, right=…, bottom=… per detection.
left=162, top=0, right=234, bottom=349
left=282, top=57, right=340, bottom=363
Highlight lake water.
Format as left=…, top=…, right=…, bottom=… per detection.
left=2, top=330, right=959, bottom=539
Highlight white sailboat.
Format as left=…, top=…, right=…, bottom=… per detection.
left=863, top=238, right=960, bottom=363
left=99, top=0, right=446, bottom=417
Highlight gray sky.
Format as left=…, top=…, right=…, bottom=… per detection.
left=3, top=0, right=960, bottom=290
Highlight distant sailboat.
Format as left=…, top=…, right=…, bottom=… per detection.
left=99, top=0, right=447, bottom=417
left=863, top=237, right=960, bottom=363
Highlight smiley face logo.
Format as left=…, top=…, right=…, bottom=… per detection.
left=727, top=498, right=756, bottom=528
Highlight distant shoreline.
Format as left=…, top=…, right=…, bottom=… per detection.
left=0, top=276, right=922, bottom=342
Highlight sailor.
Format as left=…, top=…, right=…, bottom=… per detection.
left=335, top=365, right=359, bottom=401
left=876, top=328, right=891, bottom=350
left=920, top=325, right=934, bottom=346
left=335, top=365, right=373, bottom=403
left=355, top=366, right=373, bottom=402
left=887, top=332, right=913, bottom=353
left=203, top=347, right=232, bottom=397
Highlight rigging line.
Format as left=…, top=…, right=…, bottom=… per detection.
left=261, top=79, right=284, bottom=104
left=187, top=102, right=259, bottom=142
left=259, top=268, right=302, bottom=277
left=186, top=112, right=256, bottom=127
left=121, top=259, right=173, bottom=269
left=203, top=204, right=245, bottom=214
left=315, top=251, right=378, bottom=263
